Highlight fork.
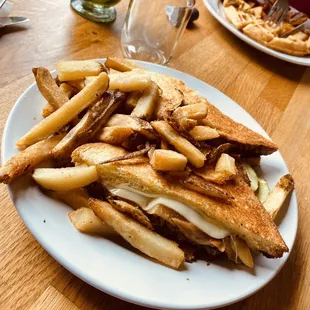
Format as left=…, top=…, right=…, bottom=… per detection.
left=280, top=19, right=310, bottom=37
left=265, top=0, right=290, bottom=26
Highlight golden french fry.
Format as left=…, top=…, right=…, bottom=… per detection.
left=230, top=236, right=254, bottom=268
left=241, top=163, right=258, bottom=191
left=57, top=60, right=105, bottom=81
left=105, top=57, right=144, bottom=72
left=42, top=103, right=56, bottom=118
left=125, top=91, right=141, bottom=111
left=0, top=134, right=64, bottom=184
left=33, top=166, right=98, bottom=191
left=109, top=71, right=151, bottom=92
left=106, top=114, right=157, bottom=140
left=150, top=149, right=187, bottom=171
left=96, top=126, right=134, bottom=145
left=84, top=76, right=97, bottom=86
left=215, top=153, right=237, bottom=177
left=131, top=81, right=159, bottom=121
left=67, top=79, right=85, bottom=91
left=257, top=178, right=270, bottom=203
left=190, top=126, right=220, bottom=141
left=263, top=174, right=294, bottom=219
left=173, top=103, right=208, bottom=120
left=151, top=121, right=205, bottom=168
left=16, top=72, right=109, bottom=149
left=89, top=198, right=185, bottom=269
left=47, top=188, right=90, bottom=210
left=69, top=207, right=110, bottom=235
left=195, top=163, right=234, bottom=184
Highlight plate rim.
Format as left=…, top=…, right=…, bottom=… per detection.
left=202, top=0, right=310, bottom=66
left=1, top=60, right=298, bottom=310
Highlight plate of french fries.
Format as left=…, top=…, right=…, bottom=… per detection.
left=1, top=58, right=297, bottom=309
left=203, top=0, right=310, bottom=66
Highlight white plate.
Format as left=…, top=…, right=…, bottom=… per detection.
left=203, top=0, right=310, bottom=66
left=2, top=60, right=297, bottom=310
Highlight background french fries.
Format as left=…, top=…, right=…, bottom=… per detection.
left=131, top=81, right=159, bottom=121
left=69, top=207, right=109, bottom=235
left=150, top=149, right=187, bottom=171
left=151, top=121, right=205, bottom=168
left=190, top=126, right=220, bottom=141
left=46, top=188, right=90, bottom=210
left=0, top=134, right=64, bottom=184
left=263, top=174, right=294, bottom=219
left=17, top=72, right=109, bottom=149
left=97, top=126, right=134, bottom=145
left=33, top=166, right=98, bottom=191
left=173, top=103, right=208, bottom=120
left=215, top=153, right=237, bottom=177
left=57, top=60, right=105, bottom=81
left=109, top=71, right=151, bottom=92
left=89, top=199, right=185, bottom=269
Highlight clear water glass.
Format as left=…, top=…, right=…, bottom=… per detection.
left=121, top=0, right=195, bottom=65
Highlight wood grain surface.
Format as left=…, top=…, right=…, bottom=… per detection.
left=0, top=0, right=309, bottom=309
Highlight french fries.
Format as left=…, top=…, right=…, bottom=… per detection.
left=106, top=114, right=157, bottom=140
left=263, top=174, right=294, bottom=219
left=190, top=126, right=220, bottom=141
left=33, top=166, right=98, bottom=191
left=57, top=60, right=105, bottom=81
left=150, top=149, right=187, bottom=171
left=131, top=81, right=159, bottom=121
left=96, top=126, right=134, bottom=145
left=109, top=71, right=151, bottom=92
left=16, top=72, right=109, bottom=149
left=89, top=199, right=185, bottom=269
left=173, top=103, right=208, bottom=120
left=0, top=134, right=64, bottom=184
left=46, top=188, right=90, bottom=210
left=105, top=57, right=143, bottom=72
left=67, top=79, right=85, bottom=91
left=109, top=199, right=153, bottom=230
left=125, top=90, right=141, bottom=111
left=215, top=153, right=237, bottom=177
left=151, top=121, right=205, bottom=168
left=195, top=164, right=234, bottom=184
left=241, top=163, right=258, bottom=192
left=84, top=76, right=97, bottom=86
left=53, top=90, right=125, bottom=158
left=230, top=236, right=254, bottom=268
left=69, top=207, right=109, bottom=235
left=257, top=178, right=270, bottom=203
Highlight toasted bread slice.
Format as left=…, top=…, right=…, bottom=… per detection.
left=72, top=143, right=288, bottom=258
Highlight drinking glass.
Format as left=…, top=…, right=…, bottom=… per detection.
left=121, top=0, right=195, bottom=65
left=71, top=0, right=121, bottom=23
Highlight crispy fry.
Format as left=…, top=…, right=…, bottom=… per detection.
left=89, top=198, right=185, bottom=269
left=263, top=174, right=294, bottom=219
left=105, top=57, right=144, bottom=72
left=42, top=103, right=56, bottom=118
left=46, top=188, right=90, bottom=209
left=230, top=236, right=254, bottom=268
left=96, top=126, right=134, bottom=145
left=150, top=149, right=187, bottom=171
left=151, top=121, right=205, bottom=168
left=182, top=174, right=233, bottom=202
left=53, top=90, right=125, bottom=158
left=257, top=178, right=270, bottom=203
left=131, top=81, right=159, bottom=121
left=57, top=60, right=106, bottom=81
left=172, top=103, right=208, bottom=120
left=67, top=79, right=85, bottom=91
left=215, top=154, right=237, bottom=178
left=32, top=67, right=69, bottom=111
left=109, top=199, right=153, bottom=230
left=16, top=72, right=109, bottom=149
left=109, top=71, right=151, bottom=92
left=0, top=134, right=64, bottom=184
left=125, top=91, right=141, bottom=111
left=194, top=163, right=234, bottom=184
left=160, top=139, right=170, bottom=150
left=190, top=126, right=220, bottom=141
left=241, top=163, right=258, bottom=191
left=33, top=166, right=98, bottom=191
left=69, top=207, right=110, bottom=235
left=106, top=114, right=157, bottom=140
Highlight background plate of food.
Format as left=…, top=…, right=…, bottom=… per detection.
left=203, top=0, right=310, bottom=66
left=1, top=59, right=298, bottom=309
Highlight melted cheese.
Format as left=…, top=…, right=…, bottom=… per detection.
left=108, top=186, right=230, bottom=239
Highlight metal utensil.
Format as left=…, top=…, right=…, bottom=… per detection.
left=265, top=0, right=289, bottom=26
left=280, top=19, right=310, bottom=38
left=0, top=16, right=29, bottom=28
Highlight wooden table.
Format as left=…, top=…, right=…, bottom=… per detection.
left=0, top=1, right=309, bottom=309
